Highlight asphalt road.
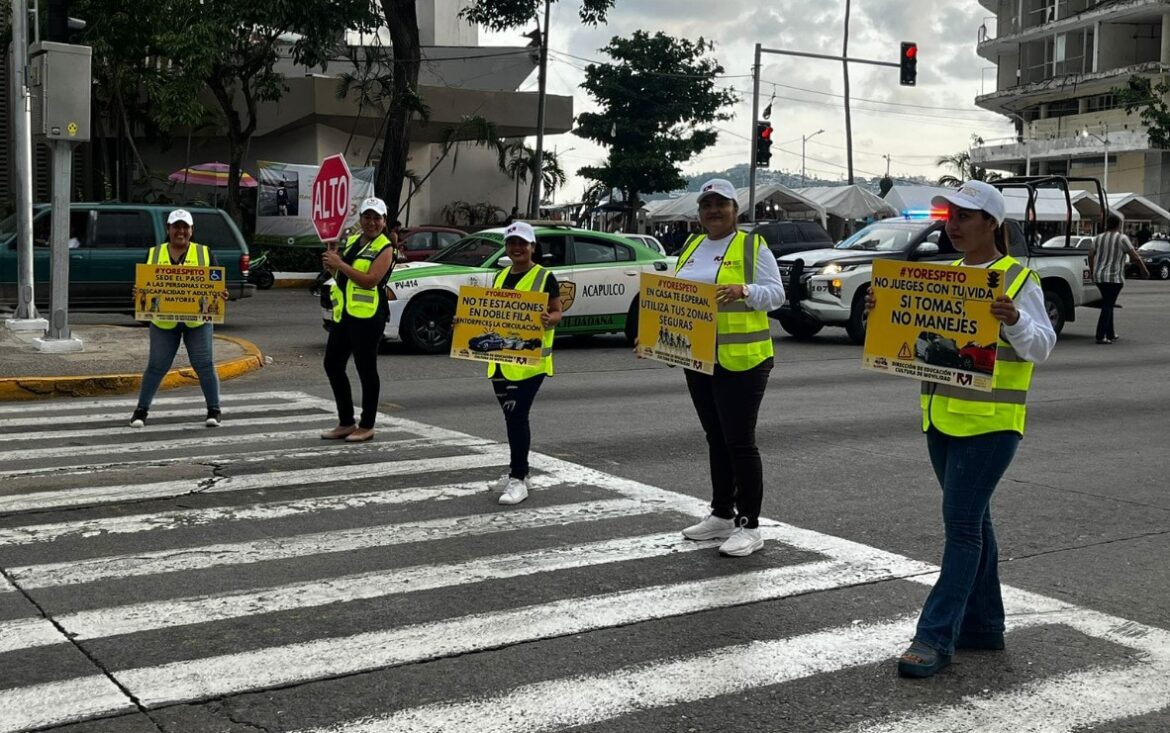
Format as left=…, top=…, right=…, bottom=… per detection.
left=4, top=282, right=1169, bottom=732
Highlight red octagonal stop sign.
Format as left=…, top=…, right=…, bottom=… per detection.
left=312, top=154, right=353, bottom=242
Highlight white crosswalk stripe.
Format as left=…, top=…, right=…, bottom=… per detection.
left=0, top=389, right=1166, bottom=733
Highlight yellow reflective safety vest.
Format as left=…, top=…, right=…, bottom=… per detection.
left=920, top=255, right=1039, bottom=436
left=146, top=242, right=211, bottom=329
left=675, top=231, right=774, bottom=371
left=487, top=265, right=555, bottom=381
left=330, top=233, right=394, bottom=322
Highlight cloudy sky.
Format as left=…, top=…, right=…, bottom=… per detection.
left=481, top=0, right=1017, bottom=200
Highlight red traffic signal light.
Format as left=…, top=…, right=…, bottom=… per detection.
left=900, top=42, right=918, bottom=86
left=755, top=121, right=774, bottom=168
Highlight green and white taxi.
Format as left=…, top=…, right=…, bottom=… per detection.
left=382, top=224, right=671, bottom=353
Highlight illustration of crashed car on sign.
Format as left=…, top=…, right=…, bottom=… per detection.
left=469, top=332, right=542, bottom=352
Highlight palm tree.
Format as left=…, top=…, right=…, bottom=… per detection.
left=498, top=142, right=532, bottom=212
left=401, top=115, right=504, bottom=216
left=936, top=150, right=1004, bottom=187
left=498, top=144, right=568, bottom=214
left=334, top=46, right=395, bottom=158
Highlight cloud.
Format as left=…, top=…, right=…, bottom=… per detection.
left=480, top=0, right=1012, bottom=197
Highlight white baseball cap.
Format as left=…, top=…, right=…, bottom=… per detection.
left=504, top=221, right=537, bottom=243
left=167, top=209, right=194, bottom=226
left=697, top=178, right=738, bottom=204
left=932, top=181, right=1006, bottom=225
left=360, top=197, right=388, bottom=216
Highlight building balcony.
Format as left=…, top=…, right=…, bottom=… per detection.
left=970, top=126, right=1149, bottom=167
left=976, top=0, right=1167, bottom=61
left=251, top=76, right=573, bottom=144
left=975, top=61, right=1167, bottom=114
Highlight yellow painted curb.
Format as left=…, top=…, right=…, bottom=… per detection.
left=0, top=335, right=265, bottom=401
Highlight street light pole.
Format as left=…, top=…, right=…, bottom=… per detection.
left=1081, top=123, right=1109, bottom=194
left=882, top=153, right=891, bottom=177
left=801, top=129, right=824, bottom=186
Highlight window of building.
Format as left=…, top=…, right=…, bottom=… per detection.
left=1085, top=94, right=1117, bottom=114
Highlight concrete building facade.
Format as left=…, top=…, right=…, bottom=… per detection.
left=971, top=0, right=1170, bottom=207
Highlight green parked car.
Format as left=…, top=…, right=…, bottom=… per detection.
left=368, top=224, right=672, bottom=353
left=0, top=204, right=254, bottom=311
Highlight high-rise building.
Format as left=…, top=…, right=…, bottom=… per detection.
left=971, top=0, right=1170, bottom=206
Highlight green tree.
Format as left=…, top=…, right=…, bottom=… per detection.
left=77, top=0, right=378, bottom=225
left=373, top=0, right=614, bottom=218
left=334, top=44, right=396, bottom=159
left=573, top=31, right=737, bottom=231
left=1115, top=75, right=1170, bottom=148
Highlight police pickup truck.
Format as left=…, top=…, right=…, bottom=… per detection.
left=377, top=225, right=671, bottom=353
left=774, top=215, right=1097, bottom=344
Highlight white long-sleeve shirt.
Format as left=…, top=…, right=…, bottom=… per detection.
left=964, top=258, right=1056, bottom=364
left=675, top=232, right=786, bottom=312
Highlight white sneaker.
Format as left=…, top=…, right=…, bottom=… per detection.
left=719, top=527, right=764, bottom=557
left=681, top=514, right=736, bottom=541
left=498, top=478, right=529, bottom=505
left=492, top=473, right=511, bottom=492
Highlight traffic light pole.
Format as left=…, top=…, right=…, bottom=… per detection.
left=748, top=44, right=762, bottom=222
left=747, top=44, right=902, bottom=222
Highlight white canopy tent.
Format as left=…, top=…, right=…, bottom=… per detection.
left=1069, top=192, right=1170, bottom=230
left=796, top=185, right=898, bottom=239
left=882, top=184, right=1079, bottom=222
left=644, top=183, right=827, bottom=227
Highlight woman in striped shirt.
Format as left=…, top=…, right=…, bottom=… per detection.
left=1089, top=213, right=1148, bottom=344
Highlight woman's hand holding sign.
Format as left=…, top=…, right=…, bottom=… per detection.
left=864, top=286, right=876, bottom=313
left=715, top=284, right=746, bottom=305
left=989, top=295, right=1019, bottom=326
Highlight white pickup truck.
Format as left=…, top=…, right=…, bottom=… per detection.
left=773, top=216, right=1098, bottom=344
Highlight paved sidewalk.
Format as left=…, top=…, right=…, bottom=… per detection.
left=0, top=323, right=264, bottom=401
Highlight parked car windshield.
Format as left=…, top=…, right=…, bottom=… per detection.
left=427, top=236, right=502, bottom=267
left=835, top=221, right=927, bottom=252
left=1138, top=241, right=1170, bottom=253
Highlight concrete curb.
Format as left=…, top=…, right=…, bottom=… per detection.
left=273, top=272, right=318, bottom=289
left=0, top=334, right=266, bottom=402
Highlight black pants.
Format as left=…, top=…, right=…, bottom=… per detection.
left=324, top=314, right=386, bottom=429
left=492, top=374, right=545, bottom=480
left=1095, top=282, right=1123, bottom=341
left=684, top=358, right=773, bottom=529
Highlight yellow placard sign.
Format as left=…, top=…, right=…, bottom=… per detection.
left=134, top=264, right=228, bottom=324
left=863, top=259, right=1005, bottom=391
left=450, top=285, right=547, bottom=367
left=636, top=273, right=718, bottom=375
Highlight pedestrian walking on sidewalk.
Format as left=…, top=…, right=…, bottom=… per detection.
left=487, top=222, right=562, bottom=506
left=672, top=179, right=786, bottom=557
left=320, top=197, right=397, bottom=443
left=129, top=209, right=222, bottom=429
left=866, top=181, right=1056, bottom=678
left=1090, top=213, right=1148, bottom=344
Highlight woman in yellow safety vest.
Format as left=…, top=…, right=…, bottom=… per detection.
left=129, top=209, right=223, bottom=429
left=673, top=179, right=786, bottom=558
left=867, top=180, right=1056, bottom=678
left=487, top=221, right=562, bottom=506
left=320, top=197, right=397, bottom=443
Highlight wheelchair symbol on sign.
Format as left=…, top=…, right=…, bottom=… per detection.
left=209, top=271, right=223, bottom=281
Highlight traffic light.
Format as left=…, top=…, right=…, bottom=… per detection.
left=900, top=42, right=918, bottom=86
left=755, top=121, right=773, bottom=168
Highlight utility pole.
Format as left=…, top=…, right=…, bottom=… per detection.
left=883, top=153, right=891, bottom=177
left=527, top=0, right=551, bottom=219
left=6, top=0, right=47, bottom=333
left=842, top=0, right=854, bottom=184
left=748, top=44, right=762, bottom=221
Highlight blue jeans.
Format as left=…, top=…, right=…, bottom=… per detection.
left=914, top=427, right=1020, bottom=655
left=136, top=324, right=220, bottom=411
